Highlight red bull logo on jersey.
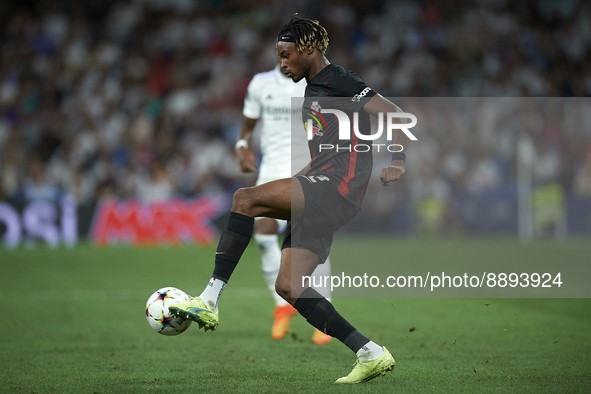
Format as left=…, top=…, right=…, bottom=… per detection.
left=306, top=123, right=323, bottom=139
left=303, top=102, right=328, bottom=140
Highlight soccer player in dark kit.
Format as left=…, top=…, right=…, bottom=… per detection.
left=170, top=14, right=412, bottom=383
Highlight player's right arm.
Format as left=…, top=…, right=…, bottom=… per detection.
left=363, top=94, right=408, bottom=186
left=236, top=116, right=258, bottom=173
left=238, top=75, right=264, bottom=173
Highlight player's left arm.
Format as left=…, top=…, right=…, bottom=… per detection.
left=363, top=94, right=408, bottom=186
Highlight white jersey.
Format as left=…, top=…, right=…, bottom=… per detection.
left=242, top=65, right=309, bottom=182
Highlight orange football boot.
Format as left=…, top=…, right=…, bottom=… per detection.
left=312, top=328, right=332, bottom=345
left=271, top=304, right=298, bottom=339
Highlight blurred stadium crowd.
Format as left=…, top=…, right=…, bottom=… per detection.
left=1, top=0, right=590, bottom=233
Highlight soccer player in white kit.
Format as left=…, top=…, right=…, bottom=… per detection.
left=236, top=64, right=332, bottom=345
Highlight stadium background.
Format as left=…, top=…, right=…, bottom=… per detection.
left=1, top=1, right=591, bottom=393
left=1, top=0, right=591, bottom=246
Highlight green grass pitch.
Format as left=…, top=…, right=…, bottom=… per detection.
left=1, top=237, right=590, bottom=393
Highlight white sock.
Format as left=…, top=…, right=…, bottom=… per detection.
left=356, top=341, right=384, bottom=361
left=199, top=277, right=226, bottom=312
left=255, top=233, right=289, bottom=306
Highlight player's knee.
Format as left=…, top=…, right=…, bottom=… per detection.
left=275, top=277, right=291, bottom=301
left=232, top=187, right=257, bottom=215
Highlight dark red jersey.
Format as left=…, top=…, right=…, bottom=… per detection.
left=302, top=64, right=377, bottom=208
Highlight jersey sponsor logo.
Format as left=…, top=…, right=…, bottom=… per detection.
left=352, top=87, right=372, bottom=102
left=305, top=122, right=323, bottom=140
left=303, top=102, right=328, bottom=140
left=264, top=106, right=293, bottom=115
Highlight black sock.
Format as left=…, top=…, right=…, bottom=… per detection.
left=211, top=212, right=254, bottom=283
left=293, top=288, right=370, bottom=353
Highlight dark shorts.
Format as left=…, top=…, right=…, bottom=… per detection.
left=281, top=175, right=360, bottom=263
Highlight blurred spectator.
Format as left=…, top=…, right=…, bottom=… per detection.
left=136, top=159, right=175, bottom=203
left=23, top=156, right=60, bottom=203
left=0, top=0, right=589, bottom=235
left=0, top=148, right=23, bottom=201
left=574, top=145, right=591, bottom=198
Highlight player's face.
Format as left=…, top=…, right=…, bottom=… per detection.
left=277, top=42, right=309, bottom=82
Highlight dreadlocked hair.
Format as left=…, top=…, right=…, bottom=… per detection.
left=277, top=14, right=329, bottom=54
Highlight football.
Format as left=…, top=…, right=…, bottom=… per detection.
left=145, top=287, right=192, bottom=336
